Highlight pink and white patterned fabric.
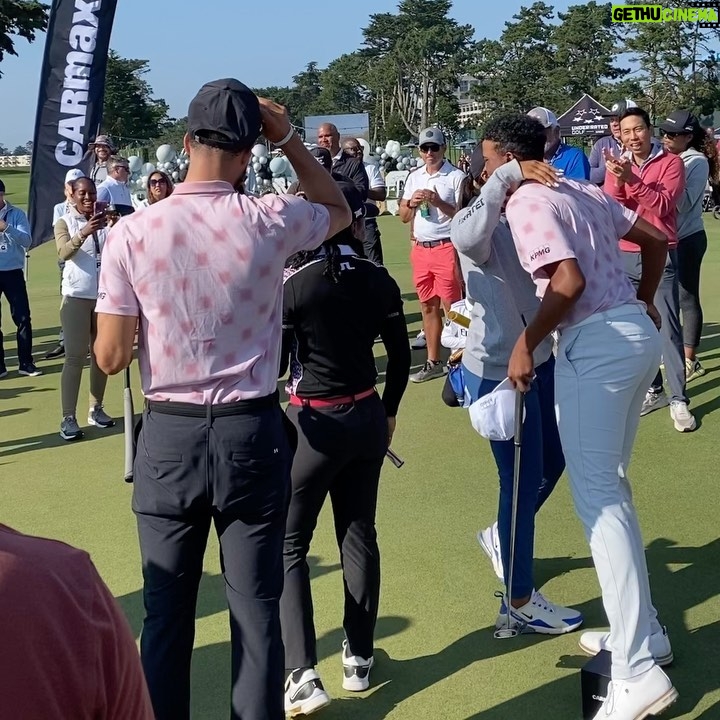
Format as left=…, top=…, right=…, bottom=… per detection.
left=505, top=178, right=641, bottom=329
left=96, top=180, right=329, bottom=403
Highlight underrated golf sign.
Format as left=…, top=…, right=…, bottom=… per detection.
left=612, top=3, right=720, bottom=26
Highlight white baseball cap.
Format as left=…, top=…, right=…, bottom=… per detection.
left=65, top=168, right=85, bottom=183
left=468, top=378, right=523, bottom=442
left=527, top=107, right=559, bottom=128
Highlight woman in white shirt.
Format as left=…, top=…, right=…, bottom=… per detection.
left=54, top=177, right=118, bottom=441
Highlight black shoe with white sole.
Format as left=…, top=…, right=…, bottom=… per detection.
left=44, top=343, right=65, bottom=360
left=342, top=640, right=374, bottom=692
left=18, top=362, right=42, bottom=377
left=284, top=668, right=331, bottom=717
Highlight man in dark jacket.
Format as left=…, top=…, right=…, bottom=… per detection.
left=317, top=123, right=369, bottom=200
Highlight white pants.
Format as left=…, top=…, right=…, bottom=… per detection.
left=555, top=304, right=663, bottom=679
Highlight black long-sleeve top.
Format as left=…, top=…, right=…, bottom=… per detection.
left=280, top=243, right=410, bottom=417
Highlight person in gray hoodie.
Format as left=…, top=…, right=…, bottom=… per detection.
left=659, top=110, right=717, bottom=382
left=449, top=147, right=583, bottom=635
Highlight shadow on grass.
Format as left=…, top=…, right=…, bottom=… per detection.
left=188, top=615, right=411, bottom=719
left=0, top=384, right=53, bottom=401
left=0, top=420, right=124, bottom=458
left=303, top=537, right=719, bottom=719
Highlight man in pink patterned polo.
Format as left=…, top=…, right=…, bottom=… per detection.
left=93, top=79, right=350, bottom=720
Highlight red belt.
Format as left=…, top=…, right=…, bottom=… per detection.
left=288, top=388, right=376, bottom=408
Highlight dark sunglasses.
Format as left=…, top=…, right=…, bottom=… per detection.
left=149, top=178, right=167, bottom=186
left=345, top=146, right=362, bottom=153
left=660, top=130, right=689, bottom=138
left=420, top=143, right=440, bottom=153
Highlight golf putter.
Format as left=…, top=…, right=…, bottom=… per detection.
left=494, top=388, right=526, bottom=640
left=123, top=366, right=135, bottom=483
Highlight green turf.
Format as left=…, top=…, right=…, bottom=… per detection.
left=2, top=172, right=719, bottom=718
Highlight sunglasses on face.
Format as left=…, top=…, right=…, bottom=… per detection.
left=420, top=144, right=440, bottom=153
left=149, top=178, right=167, bottom=186
left=661, top=130, right=688, bottom=139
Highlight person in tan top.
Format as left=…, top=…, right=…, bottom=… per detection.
left=0, top=524, right=154, bottom=720
left=54, top=176, right=119, bottom=441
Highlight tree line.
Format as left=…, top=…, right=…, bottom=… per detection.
left=2, top=0, right=719, bottom=152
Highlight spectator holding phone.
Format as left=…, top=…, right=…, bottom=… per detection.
left=54, top=177, right=118, bottom=441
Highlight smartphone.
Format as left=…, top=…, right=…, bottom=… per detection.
left=94, top=201, right=108, bottom=215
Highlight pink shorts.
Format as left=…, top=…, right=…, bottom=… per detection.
left=410, top=241, right=463, bottom=304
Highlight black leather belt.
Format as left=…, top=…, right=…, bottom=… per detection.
left=415, top=238, right=452, bottom=248
left=146, top=390, right=279, bottom=417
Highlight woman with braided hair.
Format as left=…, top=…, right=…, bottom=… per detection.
left=279, top=181, right=411, bottom=716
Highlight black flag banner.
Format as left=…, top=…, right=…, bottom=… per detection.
left=28, top=0, right=118, bottom=248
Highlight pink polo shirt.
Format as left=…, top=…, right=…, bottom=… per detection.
left=96, top=181, right=329, bottom=403
left=505, top=179, right=640, bottom=329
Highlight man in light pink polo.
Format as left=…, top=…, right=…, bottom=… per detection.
left=482, top=113, right=676, bottom=720
left=93, top=79, right=350, bottom=720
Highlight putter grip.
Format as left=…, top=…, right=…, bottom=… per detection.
left=386, top=448, right=404, bottom=468
left=123, top=367, right=135, bottom=483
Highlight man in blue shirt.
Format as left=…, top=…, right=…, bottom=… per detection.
left=0, top=179, right=41, bottom=377
left=527, top=107, right=590, bottom=180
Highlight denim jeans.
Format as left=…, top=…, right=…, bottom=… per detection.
left=463, top=357, right=565, bottom=600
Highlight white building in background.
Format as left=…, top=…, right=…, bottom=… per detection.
left=0, top=155, right=31, bottom=167
left=454, top=74, right=490, bottom=128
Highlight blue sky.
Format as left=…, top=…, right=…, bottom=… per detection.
left=0, top=0, right=579, bottom=148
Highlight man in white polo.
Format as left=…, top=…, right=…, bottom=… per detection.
left=399, top=127, right=465, bottom=382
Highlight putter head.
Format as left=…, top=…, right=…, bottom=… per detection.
left=494, top=626, right=520, bottom=640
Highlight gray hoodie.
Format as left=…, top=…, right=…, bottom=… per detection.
left=677, top=147, right=709, bottom=241
left=450, top=161, right=552, bottom=381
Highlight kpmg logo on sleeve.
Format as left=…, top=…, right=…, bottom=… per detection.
left=612, top=3, right=720, bottom=27
left=529, top=246, right=551, bottom=262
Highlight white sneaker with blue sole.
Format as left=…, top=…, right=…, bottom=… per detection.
left=495, top=589, right=583, bottom=635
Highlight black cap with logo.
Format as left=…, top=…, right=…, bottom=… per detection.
left=187, top=78, right=261, bottom=151
left=659, top=110, right=699, bottom=135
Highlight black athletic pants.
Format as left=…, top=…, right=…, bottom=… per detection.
left=133, top=394, right=292, bottom=720
left=280, top=393, right=388, bottom=670
left=0, top=268, right=34, bottom=368
left=677, top=230, right=707, bottom=349
left=363, top=219, right=384, bottom=266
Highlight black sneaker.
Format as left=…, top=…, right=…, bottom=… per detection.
left=18, top=362, right=42, bottom=377
left=44, top=343, right=65, bottom=360
left=284, top=668, right=331, bottom=716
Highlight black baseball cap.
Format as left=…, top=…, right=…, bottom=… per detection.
left=659, top=110, right=699, bottom=135
left=187, top=78, right=261, bottom=151
left=335, top=180, right=366, bottom=220
left=469, top=145, right=485, bottom=181
left=602, top=99, right=638, bottom=117
left=310, top=147, right=332, bottom=171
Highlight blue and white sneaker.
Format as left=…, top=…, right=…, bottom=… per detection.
left=495, top=589, right=583, bottom=635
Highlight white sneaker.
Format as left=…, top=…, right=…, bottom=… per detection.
left=495, top=589, right=583, bottom=635
left=284, top=668, right=331, bottom=717
left=477, top=522, right=504, bottom=582
left=411, top=330, right=427, bottom=349
left=640, top=390, right=669, bottom=417
left=341, top=639, right=374, bottom=692
left=579, top=626, right=673, bottom=667
left=593, top=665, right=678, bottom=720
left=670, top=401, right=697, bottom=433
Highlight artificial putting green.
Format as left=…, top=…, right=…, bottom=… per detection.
left=1, top=171, right=718, bottom=718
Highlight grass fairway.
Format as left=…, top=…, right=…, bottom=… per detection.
left=2, top=172, right=719, bottom=718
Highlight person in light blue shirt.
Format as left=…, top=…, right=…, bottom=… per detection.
left=527, top=106, right=590, bottom=180
left=0, top=179, right=41, bottom=377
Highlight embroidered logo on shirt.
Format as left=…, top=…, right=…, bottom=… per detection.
left=529, top=246, right=551, bottom=262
